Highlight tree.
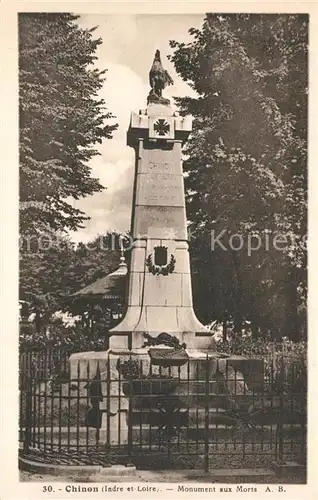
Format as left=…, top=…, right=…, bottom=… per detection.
left=20, top=231, right=75, bottom=332
left=19, top=13, right=118, bottom=235
left=19, top=231, right=123, bottom=333
left=170, top=14, right=307, bottom=339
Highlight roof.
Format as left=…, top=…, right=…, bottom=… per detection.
left=72, top=258, right=128, bottom=300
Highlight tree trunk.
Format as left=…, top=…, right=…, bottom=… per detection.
left=287, top=270, right=300, bottom=341
left=35, top=309, right=41, bottom=334
left=231, top=251, right=244, bottom=336
left=222, top=316, right=227, bottom=342
left=251, top=318, right=259, bottom=339
left=233, top=317, right=243, bottom=336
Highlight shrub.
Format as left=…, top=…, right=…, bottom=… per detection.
left=215, top=337, right=307, bottom=393
left=20, top=319, right=105, bottom=352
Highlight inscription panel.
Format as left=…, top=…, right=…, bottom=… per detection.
left=149, top=161, right=172, bottom=173
left=136, top=173, right=185, bottom=207
left=139, top=146, right=182, bottom=175
left=139, top=159, right=182, bottom=175
left=133, top=206, right=187, bottom=239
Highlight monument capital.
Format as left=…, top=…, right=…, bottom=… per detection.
left=127, top=105, right=192, bottom=147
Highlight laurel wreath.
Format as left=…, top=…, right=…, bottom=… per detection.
left=146, top=253, right=176, bottom=276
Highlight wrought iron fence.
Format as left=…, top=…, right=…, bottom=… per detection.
left=19, top=349, right=307, bottom=471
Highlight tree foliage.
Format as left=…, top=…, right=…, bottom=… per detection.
left=19, top=231, right=122, bottom=332
left=19, top=13, right=118, bottom=234
left=169, top=14, right=307, bottom=339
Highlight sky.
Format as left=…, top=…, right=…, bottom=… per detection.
left=68, top=14, right=204, bottom=243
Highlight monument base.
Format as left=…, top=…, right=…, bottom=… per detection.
left=69, top=348, right=264, bottom=390
left=69, top=348, right=264, bottom=447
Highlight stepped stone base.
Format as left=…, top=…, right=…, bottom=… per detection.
left=69, top=348, right=264, bottom=389
left=68, top=348, right=264, bottom=447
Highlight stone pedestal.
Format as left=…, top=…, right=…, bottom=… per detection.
left=109, top=102, right=214, bottom=350
left=69, top=348, right=264, bottom=448
left=69, top=351, right=129, bottom=446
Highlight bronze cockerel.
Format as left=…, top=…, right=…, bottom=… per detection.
left=148, top=50, right=174, bottom=105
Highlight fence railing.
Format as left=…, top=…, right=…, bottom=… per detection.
left=19, top=349, right=307, bottom=471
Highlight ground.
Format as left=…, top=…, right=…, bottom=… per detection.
left=20, top=470, right=306, bottom=484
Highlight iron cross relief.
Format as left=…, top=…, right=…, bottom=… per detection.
left=154, top=118, right=170, bottom=136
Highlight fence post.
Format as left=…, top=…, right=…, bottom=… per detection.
left=106, top=351, right=111, bottom=452
left=128, top=354, right=133, bottom=458
left=204, top=354, right=210, bottom=472
left=277, top=356, right=285, bottom=464
left=300, top=358, right=307, bottom=465
left=23, top=374, right=33, bottom=454
left=272, top=344, right=276, bottom=375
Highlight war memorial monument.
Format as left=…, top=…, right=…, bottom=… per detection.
left=69, top=51, right=263, bottom=448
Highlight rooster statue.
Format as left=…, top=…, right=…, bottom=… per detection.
left=148, top=49, right=174, bottom=105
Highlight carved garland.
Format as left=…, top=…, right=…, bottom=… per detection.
left=146, top=253, right=176, bottom=276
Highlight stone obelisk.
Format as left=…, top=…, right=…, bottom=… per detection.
left=110, top=50, right=214, bottom=350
